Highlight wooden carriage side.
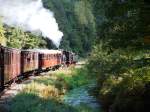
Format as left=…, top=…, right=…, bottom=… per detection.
left=21, top=50, right=39, bottom=74
left=0, top=45, right=21, bottom=90
left=0, top=45, right=4, bottom=90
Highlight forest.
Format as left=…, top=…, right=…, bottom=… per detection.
left=0, top=0, right=150, bottom=112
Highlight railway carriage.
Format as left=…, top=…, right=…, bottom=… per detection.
left=0, top=45, right=21, bottom=89
left=21, top=50, right=39, bottom=74
left=38, top=50, right=62, bottom=70
left=0, top=45, right=77, bottom=91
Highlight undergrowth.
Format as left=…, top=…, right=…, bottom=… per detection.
left=10, top=67, right=97, bottom=112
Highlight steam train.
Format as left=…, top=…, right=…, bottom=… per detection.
left=0, top=45, right=77, bottom=91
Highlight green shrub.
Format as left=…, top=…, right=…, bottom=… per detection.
left=87, top=44, right=150, bottom=112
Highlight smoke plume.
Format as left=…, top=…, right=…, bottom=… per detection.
left=0, top=0, right=63, bottom=47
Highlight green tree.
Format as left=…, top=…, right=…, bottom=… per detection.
left=5, top=27, right=47, bottom=49
left=0, top=18, right=6, bottom=46
left=87, top=0, right=150, bottom=111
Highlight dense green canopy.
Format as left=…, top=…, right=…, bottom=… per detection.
left=87, top=0, right=150, bottom=112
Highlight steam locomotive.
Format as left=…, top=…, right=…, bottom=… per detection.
left=0, top=45, right=77, bottom=91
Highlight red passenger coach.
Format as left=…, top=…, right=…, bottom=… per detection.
left=0, top=45, right=21, bottom=89
left=38, top=50, right=62, bottom=70
left=21, top=50, right=39, bottom=74
left=0, top=45, right=77, bottom=91
left=4, top=47, right=21, bottom=82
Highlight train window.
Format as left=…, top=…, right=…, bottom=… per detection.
left=34, top=54, right=36, bottom=60
left=4, top=52, right=6, bottom=65
left=0, top=54, right=1, bottom=61
left=41, top=54, right=43, bottom=59
left=8, top=52, right=11, bottom=65
left=42, top=54, right=45, bottom=59
left=8, top=52, right=10, bottom=64
left=12, top=52, right=13, bottom=64
left=49, top=55, right=50, bottom=59
left=49, top=55, right=51, bottom=59
left=25, top=53, right=27, bottom=57
left=27, top=57, right=31, bottom=62
left=24, top=53, right=26, bottom=58
left=33, top=54, right=34, bottom=60
left=4, top=52, right=5, bottom=64
left=8, top=52, right=9, bottom=64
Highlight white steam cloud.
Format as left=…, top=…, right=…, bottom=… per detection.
left=0, top=0, right=63, bottom=47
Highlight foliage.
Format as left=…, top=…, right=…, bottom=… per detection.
left=0, top=18, right=6, bottom=46
left=11, top=92, right=96, bottom=112
left=4, top=26, right=47, bottom=49
left=87, top=0, right=150, bottom=112
left=11, top=93, right=77, bottom=112
left=88, top=43, right=150, bottom=112
left=10, top=67, right=97, bottom=112
left=56, top=68, right=91, bottom=90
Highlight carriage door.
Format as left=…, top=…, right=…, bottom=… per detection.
left=0, top=46, right=4, bottom=90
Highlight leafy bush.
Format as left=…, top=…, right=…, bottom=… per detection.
left=87, top=44, right=150, bottom=112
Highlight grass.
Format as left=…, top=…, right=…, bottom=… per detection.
left=10, top=67, right=98, bottom=112
left=56, top=68, right=91, bottom=90
left=22, top=82, right=59, bottom=99
left=11, top=92, right=99, bottom=112
left=11, top=93, right=77, bottom=112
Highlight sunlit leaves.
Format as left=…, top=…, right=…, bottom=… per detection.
left=0, top=18, right=6, bottom=46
